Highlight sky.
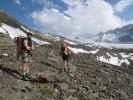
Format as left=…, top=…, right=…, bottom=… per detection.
left=0, top=0, right=133, bottom=38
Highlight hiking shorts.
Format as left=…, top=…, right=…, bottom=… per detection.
left=62, top=54, right=70, bottom=61
left=22, top=52, right=32, bottom=63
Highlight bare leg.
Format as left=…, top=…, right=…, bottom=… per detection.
left=22, top=63, right=28, bottom=75
left=26, top=63, right=30, bottom=74
left=66, top=60, right=70, bottom=72
left=64, top=60, right=69, bottom=72
left=64, top=60, right=67, bottom=72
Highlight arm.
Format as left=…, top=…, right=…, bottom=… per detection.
left=31, top=41, right=35, bottom=50
left=24, top=39, right=31, bottom=50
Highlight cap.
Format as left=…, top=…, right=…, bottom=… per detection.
left=27, top=32, right=33, bottom=36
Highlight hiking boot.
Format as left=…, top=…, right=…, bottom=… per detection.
left=63, top=68, right=67, bottom=72
left=25, top=73, right=30, bottom=78
left=22, top=74, right=30, bottom=81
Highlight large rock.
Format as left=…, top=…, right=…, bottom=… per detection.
left=37, top=70, right=62, bottom=82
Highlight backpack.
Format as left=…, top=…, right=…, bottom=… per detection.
left=15, top=37, right=24, bottom=51
left=15, top=36, right=32, bottom=52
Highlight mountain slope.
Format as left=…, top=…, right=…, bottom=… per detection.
left=0, top=11, right=133, bottom=100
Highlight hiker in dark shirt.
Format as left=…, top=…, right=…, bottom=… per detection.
left=60, top=42, right=72, bottom=72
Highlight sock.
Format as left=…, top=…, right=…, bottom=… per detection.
left=23, top=72, right=27, bottom=76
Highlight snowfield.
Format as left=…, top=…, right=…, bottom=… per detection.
left=87, top=42, right=133, bottom=49
left=42, top=33, right=60, bottom=41
left=0, top=23, right=51, bottom=45
left=68, top=47, right=99, bottom=54
left=120, top=53, right=133, bottom=60
left=88, top=49, right=99, bottom=54
left=68, top=47, right=89, bottom=54
left=98, top=52, right=130, bottom=66
left=21, top=25, right=33, bottom=34
left=1, top=23, right=27, bottom=38
left=64, top=40, right=77, bottom=45
left=32, top=37, right=51, bottom=45
left=0, top=27, right=6, bottom=33
left=86, top=42, right=133, bottom=66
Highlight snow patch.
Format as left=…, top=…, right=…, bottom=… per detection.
left=43, top=33, right=60, bottom=41
left=1, top=23, right=27, bottom=38
left=120, top=53, right=133, bottom=60
left=21, top=25, right=33, bottom=34
left=64, top=40, right=77, bottom=45
left=99, top=52, right=130, bottom=66
left=88, top=49, right=99, bottom=54
left=87, top=42, right=133, bottom=49
left=2, top=53, right=8, bottom=57
left=68, top=47, right=99, bottom=54
left=120, top=53, right=131, bottom=58
left=68, top=47, right=89, bottom=54
left=55, top=36, right=60, bottom=41
left=0, top=27, right=6, bottom=33
left=32, top=37, right=51, bottom=45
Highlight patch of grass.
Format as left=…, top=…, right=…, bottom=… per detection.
left=38, top=83, right=55, bottom=97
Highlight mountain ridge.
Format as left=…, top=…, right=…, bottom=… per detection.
left=95, top=24, right=133, bottom=43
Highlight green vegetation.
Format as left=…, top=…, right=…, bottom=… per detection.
left=38, top=84, right=55, bottom=97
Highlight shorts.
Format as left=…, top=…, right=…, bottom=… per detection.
left=22, top=52, right=32, bottom=63
left=62, top=54, right=70, bottom=61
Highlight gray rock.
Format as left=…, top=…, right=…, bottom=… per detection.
left=58, top=83, right=69, bottom=91
left=67, top=96, right=78, bottom=100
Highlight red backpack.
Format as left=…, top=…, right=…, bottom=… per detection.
left=15, top=37, right=24, bottom=52
left=15, top=37, right=32, bottom=52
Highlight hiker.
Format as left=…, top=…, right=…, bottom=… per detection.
left=15, top=33, right=34, bottom=80
left=22, top=33, right=34, bottom=80
left=60, top=42, right=72, bottom=72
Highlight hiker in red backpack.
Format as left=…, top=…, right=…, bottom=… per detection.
left=15, top=33, right=34, bottom=80
left=61, top=42, right=72, bottom=72
left=21, top=33, right=34, bottom=80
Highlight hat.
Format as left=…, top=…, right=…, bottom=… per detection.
left=27, top=32, right=33, bottom=36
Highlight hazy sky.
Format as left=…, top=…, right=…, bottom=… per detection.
left=1, top=0, right=133, bottom=38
